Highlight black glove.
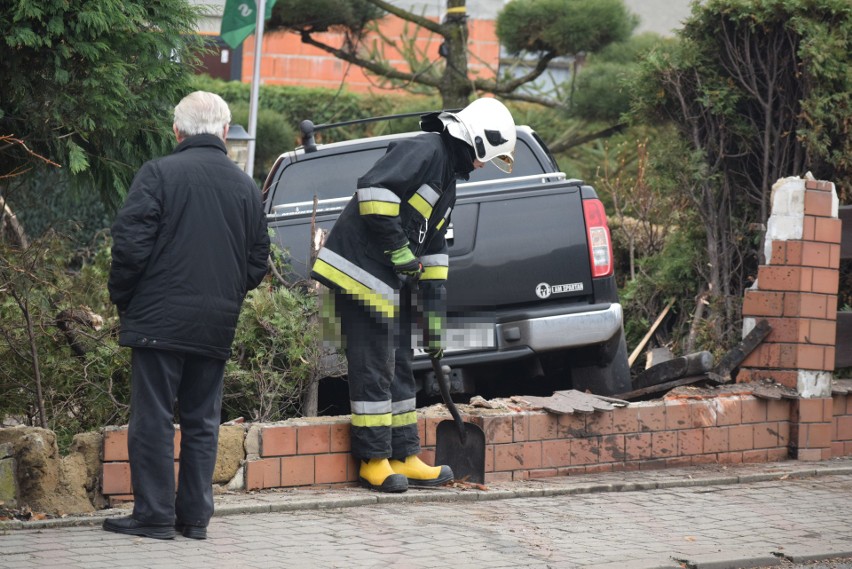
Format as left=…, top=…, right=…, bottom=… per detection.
left=387, top=246, right=423, bottom=284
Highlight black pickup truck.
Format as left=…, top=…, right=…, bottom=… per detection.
left=261, top=115, right=632, bottom=397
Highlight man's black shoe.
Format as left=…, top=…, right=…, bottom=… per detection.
left=102, top=516, right=175, bottom=540
left=175, top=522, right=207, bottom=540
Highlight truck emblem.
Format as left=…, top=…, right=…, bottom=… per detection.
left=536, top=281, right=584, bottom=299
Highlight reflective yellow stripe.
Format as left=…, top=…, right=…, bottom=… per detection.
left=351, top=413, right=392, bottom=427
left=420, top=254, right=448, bottom=281
left=391, top=411, right=418, bottom=427
left=359, top=201, right=400, bottom=216
left=312, top=258, right=396, bottom=318
left=358, top=187, right=401, bottom=216
left=408, top=193, right=433, bottom=219
left=421, top=266, right=448, bottom=280
left=436, top=218, right=446, bottom=230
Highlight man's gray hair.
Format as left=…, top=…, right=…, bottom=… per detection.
left=173, top=91, right=232, bottom=140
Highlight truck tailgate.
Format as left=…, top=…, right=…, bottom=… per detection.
left=446, top=182, right=591, bottom=310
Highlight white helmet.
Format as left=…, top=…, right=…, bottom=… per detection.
left=435, top=98, right=517, bottom=173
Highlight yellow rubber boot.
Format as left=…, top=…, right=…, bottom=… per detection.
left=358, top=458, right=408, bottom=493
left=389, top=455, right=454, bottom=488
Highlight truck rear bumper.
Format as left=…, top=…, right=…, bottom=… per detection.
left=412, top=302, right=623, bottom=371
left=497, top=302, right=623, bottom=352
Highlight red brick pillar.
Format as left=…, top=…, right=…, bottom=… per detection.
left=739, top=176, right=840, bottom=461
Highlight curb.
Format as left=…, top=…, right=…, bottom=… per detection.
left=3, top=462, right=852, bottom=532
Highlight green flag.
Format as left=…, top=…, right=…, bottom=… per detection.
left=220, top=0, right=276, bottom=49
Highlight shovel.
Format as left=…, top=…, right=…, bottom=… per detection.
left=431, top=356, right=486, bottom=484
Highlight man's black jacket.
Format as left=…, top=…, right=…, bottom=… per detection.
left=108, top=133, right=270, bottom=359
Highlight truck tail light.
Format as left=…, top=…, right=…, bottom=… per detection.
left=582, top=198, right=613, bottom=278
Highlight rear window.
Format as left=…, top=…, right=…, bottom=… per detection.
left=271, top=147, right=386, bottom=207
left=268, top=133, right=550, bottom=209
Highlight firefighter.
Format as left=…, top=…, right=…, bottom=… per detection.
left=311, top=98, right=516, bottom=492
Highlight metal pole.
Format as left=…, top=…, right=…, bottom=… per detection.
left=246, top=0, right=265, bottom=179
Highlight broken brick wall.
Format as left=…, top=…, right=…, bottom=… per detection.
left=100, top=392, right=852, bottom=502
left=739, top=176, right=840, bottom=394
left=738, top=176, right=845, bottom=460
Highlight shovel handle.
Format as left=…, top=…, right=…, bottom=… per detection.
left=431, top=356, right=467, bottom=444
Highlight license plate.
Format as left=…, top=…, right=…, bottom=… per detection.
left=413, top=316, right=496, bottom=355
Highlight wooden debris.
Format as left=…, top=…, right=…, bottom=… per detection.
left=646, top=347, right=674, bottom=369
left=628, top=298, right=675, bottom=367
left=832, top=379, right=852, bottom=395
left=633, top=351, right=715, bottom=391
left=516, top=390, right=625, bottom=415
left=710, top=319, right=772, bottom=383
left=618, top=319, right=774, bottom=401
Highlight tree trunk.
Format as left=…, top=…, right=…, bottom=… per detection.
left=686, top=289, right=707, bottom=354
left=14, top=292, right=48, bottom=429
left=438, top=0, right=473, bottom=109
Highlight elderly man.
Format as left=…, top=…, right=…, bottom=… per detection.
left=104, top=91, right=270, bottom=539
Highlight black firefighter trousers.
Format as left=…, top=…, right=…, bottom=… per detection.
left=127, top=348, right=225, bottom=527
left=335, top=289, right=421, bottom=461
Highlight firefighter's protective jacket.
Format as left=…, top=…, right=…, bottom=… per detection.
left=311, top=131, right=470, bottom=321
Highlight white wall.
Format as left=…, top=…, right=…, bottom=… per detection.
left=191, top=0, right=226, bottom=34
left=387, top=0, right=695, bottom=36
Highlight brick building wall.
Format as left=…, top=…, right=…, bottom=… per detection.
left=240, top=17, right=499, bottom=93
left=198, top=0, right=695, bottom=92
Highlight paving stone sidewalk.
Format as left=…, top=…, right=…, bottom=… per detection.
left=2, top=458, right=851, bottom=569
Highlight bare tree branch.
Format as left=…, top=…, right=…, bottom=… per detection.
left=476, top=52, right=559, bottom=94
left=497, top=91, right=568, bottom=110
left=298, top=31, right=442, bottom=88
left=363, top=0, right=444, bottom=34
left=549, top=123, right=627, bottom=153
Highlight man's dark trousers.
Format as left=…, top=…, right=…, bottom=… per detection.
left=128, top=348, right=225, bottom=527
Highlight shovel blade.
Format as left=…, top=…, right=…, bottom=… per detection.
left=434, top=419, right=486, bottom=485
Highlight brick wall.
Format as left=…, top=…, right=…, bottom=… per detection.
left=739, top=177, right=840, bottom=395
left=833, top=394, right=852, bottom=457
left=100, top=392, right=852, bottom=499
left=737, top=176, right=844, bottom=460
